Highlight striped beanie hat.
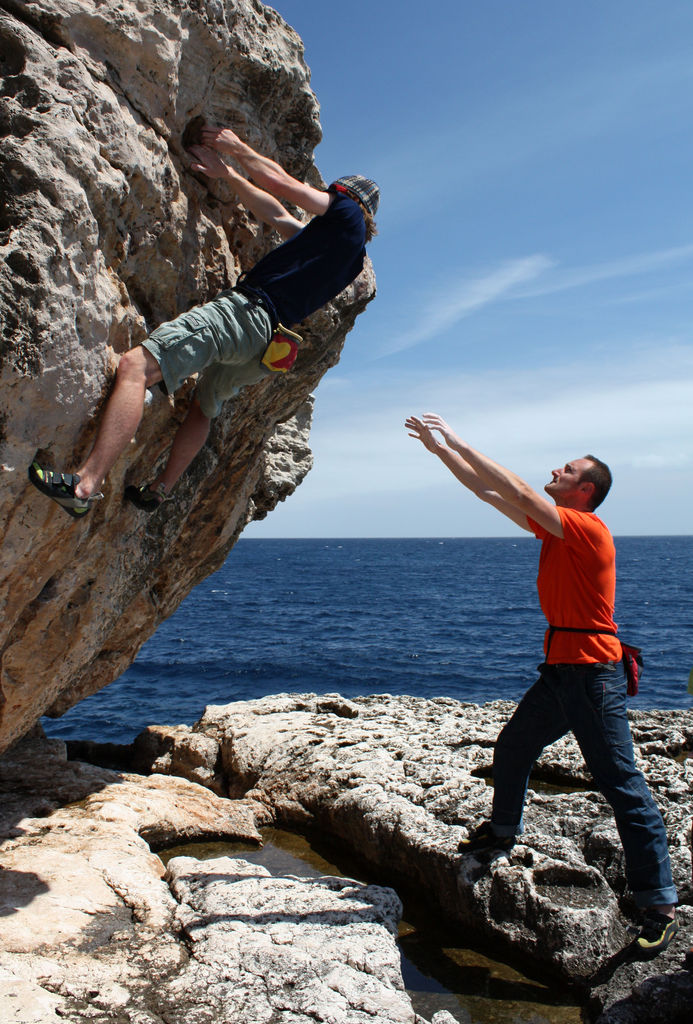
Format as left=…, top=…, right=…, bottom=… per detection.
left=329, top=175, right=380, bottom=216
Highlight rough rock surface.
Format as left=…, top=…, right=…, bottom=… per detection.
left=167, top=856, right=418, bottom=1024
left=1, top=727, right=445, bottom=1024
left=0, top=0, right=376, bottom=753
left=134, top=694, right=693, bottom=1019
left=1, top=700, right=691, bottom=1021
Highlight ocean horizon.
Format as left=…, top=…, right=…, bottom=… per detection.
left=43, top=534, right=693, bottom=746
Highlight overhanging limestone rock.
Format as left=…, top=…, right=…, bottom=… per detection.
left=0, top=0, right=376, bottom=752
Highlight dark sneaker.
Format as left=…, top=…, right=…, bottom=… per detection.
left=634, top=910, right=678, bottom=958
left=124, top=482, right=167, bottom=512
left=28, top=460, right=102, bottom=518
left=458, top=820, right=515, bottom=856
left=685, top=947, right=693, bottom=970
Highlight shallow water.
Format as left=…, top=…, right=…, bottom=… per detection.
left=160, top=827, right=583, bottom=1024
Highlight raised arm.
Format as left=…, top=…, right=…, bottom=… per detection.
left=417, top=413, right=563, bottom=537
left=189, top=145, right=304, bottom=240
left=406, top=416, right=533, bottom=532
left=407, top=413, right=560, bottom=536
left=199, top=126, right=332, bottom=216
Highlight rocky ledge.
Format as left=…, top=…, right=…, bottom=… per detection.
left=1, top=694, right=692, bottom=1023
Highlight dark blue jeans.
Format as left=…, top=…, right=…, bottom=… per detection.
left=491, top=660, right=677, bottom=907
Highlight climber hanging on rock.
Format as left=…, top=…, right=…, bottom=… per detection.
left=28, top=123, right=379, bottom=518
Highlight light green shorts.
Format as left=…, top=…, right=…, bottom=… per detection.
left=142, top=290, right=272, bottom=418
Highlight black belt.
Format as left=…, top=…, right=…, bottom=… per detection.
left=233, top=282, right=279, bottom=332
left=546, top=625, right=617, bottom=660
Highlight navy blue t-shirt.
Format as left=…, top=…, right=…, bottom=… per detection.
left=242, top=193, right=366, bottom=327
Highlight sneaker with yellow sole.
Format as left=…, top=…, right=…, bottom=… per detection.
left=635, top=910, right=677, bottom=958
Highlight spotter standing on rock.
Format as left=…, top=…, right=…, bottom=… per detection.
left=28, top=124, right=378, bottom=518
left=406, top=412, right=678, bottom=958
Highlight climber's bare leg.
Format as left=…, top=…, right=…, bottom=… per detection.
left=151, top=398, right=211, bottom=494
left=74, top=346, right=162, bottom=499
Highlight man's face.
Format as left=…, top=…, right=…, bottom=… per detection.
left=545, top=457, right=594, bottom=507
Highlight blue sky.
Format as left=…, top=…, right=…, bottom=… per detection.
left=246, top=0, right=692, bottom=538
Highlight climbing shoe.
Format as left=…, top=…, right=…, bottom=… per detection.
left=458, top=820, right=515, bottom=856
left=124, top=482, right=167, bottom=512
left=28, top=460, right=102, bottom=519
left=685, top=947, right=693, bottom=971
left=634, top=910, right=678, bottom=958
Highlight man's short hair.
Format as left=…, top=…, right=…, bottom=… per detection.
left=581, top=455, right=612, bottom=510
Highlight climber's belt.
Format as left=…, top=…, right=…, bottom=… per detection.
left=233, top=283, right=278, bottom=331
left=231, top=284, right=301, bottom=374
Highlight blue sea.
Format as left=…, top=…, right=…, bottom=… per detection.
left=43, top=536, right=693, bottom=745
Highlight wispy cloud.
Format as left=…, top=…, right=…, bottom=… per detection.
left=370, top=241, right=693, bottom=359
left=312, top=342, right=693, bottom=492
left=249, top=343, right=693, bottom=537
left=376, top=254, right=554, bottom=357
left=514, top=244, right=693, bottom=299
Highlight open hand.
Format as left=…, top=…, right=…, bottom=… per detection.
left=421, top=413, right=456, bottom=446
left=200, top=126, right=242, bottom=155
left=405, top=415, right=440, bottom=453
left=188, top=144, right=231, bottom=180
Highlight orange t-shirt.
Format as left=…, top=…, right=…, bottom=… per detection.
left=527, top=507, right=621, bottom=664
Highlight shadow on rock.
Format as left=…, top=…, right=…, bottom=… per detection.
left=589, top=966, right=693, bottom=1024
left=0, top=867, right=49, bottom=917
left=0, top=726, right=123, bottom=840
